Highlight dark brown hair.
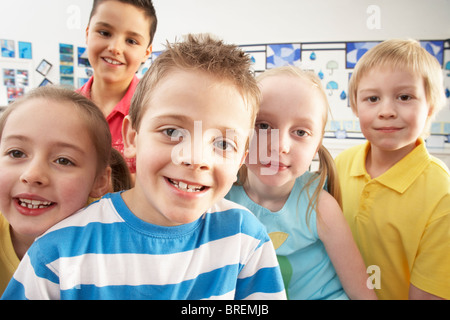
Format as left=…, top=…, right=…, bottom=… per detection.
left=89, top=0, right=158, bottom=45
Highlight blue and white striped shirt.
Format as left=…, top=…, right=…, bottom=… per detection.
left=2, top=192, right=285, bottom=300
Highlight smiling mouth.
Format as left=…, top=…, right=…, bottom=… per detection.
left=167, top=178, right=208, bottom=193
left=376, top=127, right=402, bottom=132
left=17, top=198, right=54, bottom=209
left=103, top=57, right=123, bottom=65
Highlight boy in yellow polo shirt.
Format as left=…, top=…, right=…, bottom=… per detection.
left=335, top=39, right=449, bottom=300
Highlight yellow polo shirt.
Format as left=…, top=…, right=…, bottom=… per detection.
left=335, top=139, right=450, bottom=300
left=0, top=213, right=20, bottom=296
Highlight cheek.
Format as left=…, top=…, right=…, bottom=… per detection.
left=357, top=113, right=373, bottom=133
left=57, top=174, right=95, bottom=211
left=136, top=143, right=170, bottom=175
left=0, top=167, right=17, bottom=204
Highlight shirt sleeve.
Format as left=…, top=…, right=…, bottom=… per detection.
left=235, top=235, right=286, bottom=300
left=410, top=195, right=450, bottom=299
left=1, top=242, right=61, bottom=300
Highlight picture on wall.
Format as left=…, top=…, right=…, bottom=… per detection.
left=36, top=59, right=52, bottom=76
left=6, top=87, right=24, bottom=103
left=39, top=78, right=52, bottom=87
left=77, top=47, right=91, bottom=67
left=18, top=41, right=32, bottom=59
left=266, top=43, right=301, bottom=69
left=1, top=39, right=15, bottom=58
left=3, top=69, right=15, bottom=86
left=345, top=41, right=380, bottom=69
left=420, top=40, right=444, bottom=65
left=16, top=70, right=29, bottom=86
left=60, top=43, right=74, bottom=88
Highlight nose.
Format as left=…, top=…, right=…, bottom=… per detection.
left=274, top=129, right=290, bottom=154
left=181, top=159, right=211, bottom=171
left=20, top=159, right=50, bottom=187
left=172, top=141, right=212, bottom=171
left=378, top=99, right=397, bottom=119
left=107, top=37, right=122, bottom=56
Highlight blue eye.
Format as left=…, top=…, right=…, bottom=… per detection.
left=295, top=130, right=308, bottom=137
left=214, top=140, right=233, bottom=151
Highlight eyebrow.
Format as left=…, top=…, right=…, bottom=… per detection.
left=358, top=84, right=419, bottom=94
left=257, top=111, right=316, bottom=127
left=3, top=134, right=87, bottom=155
left=152, top=114, right=247, bottom=136
left=152, top=114, right=192, bottom=124
left=94, top=21, right=146, bottom=42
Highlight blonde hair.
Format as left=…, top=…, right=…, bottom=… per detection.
left=130, top=33, right=261, bottom=131
left=238, top=66, right=342, bottom=225
left=348, top=38, right=445, bottom=138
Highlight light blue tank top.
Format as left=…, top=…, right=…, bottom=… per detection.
left=226, top=171, right=348, bottom=300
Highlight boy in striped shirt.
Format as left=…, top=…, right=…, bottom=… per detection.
left=2, top=34, right=285, bottom=300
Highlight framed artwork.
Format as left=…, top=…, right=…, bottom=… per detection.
left=39, top=78, right=53, bottom=87
left=266, top=43, right=301, bottom=69
left=346, top=41, right=380, bottom=69
left=1, top=40, right=15, bottom=58
left=420, top=40, right=444, bottom=66
left=18, top=42, right=32, bottom=59
left=36, top=59, right=52, bottom=76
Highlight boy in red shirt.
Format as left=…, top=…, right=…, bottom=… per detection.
left=78, top=0, right=157, bottom=177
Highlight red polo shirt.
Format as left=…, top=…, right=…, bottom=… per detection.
left=77, top=76, right=138, bottom=173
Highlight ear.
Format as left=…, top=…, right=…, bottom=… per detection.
left=89, top=166, right=112, bottom=198
left=234, top=151, right=249, bottom=183
left=85, top=25, right=90, bottom=45
left=240, top=150, right=249, bottom=167
left=143, top=44, right=152, bottom=63
left=122, top=115, right=138, bottom=159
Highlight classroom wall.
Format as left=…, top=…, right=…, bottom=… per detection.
left=1, top=0, right=449, bottom=137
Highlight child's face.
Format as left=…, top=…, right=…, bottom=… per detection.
left=123, top=70, right=252, bottom=226
left=86, top=1, right=152, bottom=85
left=0, top=99, right=106, bottom=239
left=356, top=66, right=430, bottom=155
left=247, top=75, right=325, bottom=188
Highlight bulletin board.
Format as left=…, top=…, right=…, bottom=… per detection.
left=1, top=37, right=449, bottom=137
left=237, top=39, right=450, bottom=136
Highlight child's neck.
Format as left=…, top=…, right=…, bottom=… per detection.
left=90, top=77, right=132, bottom=118
left=10, top=226, right=34, bottom=260
left=366, top=141, right=418, bottom=179
left=243, top=174, right=295, bottom=212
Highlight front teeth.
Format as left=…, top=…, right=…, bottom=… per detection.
left=104, top=57, right=121, bottom=65
left=19, top=198, right=52, bottom=209
left=169, top=179, right=205, bottom=192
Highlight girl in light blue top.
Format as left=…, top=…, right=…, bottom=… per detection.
left=226, top=66, right=377, bottom=300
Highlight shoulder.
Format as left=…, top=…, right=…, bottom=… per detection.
left=316, top=189, right=350, bottom=241
left=208, top=198, right=260, bottom=224
left=428, top=154, right=450, bottom=177
left=317, top=190, right=342, bottom=221
left=42, top=195, right=122, bottom=237
left=207, top=198, right=269, bottom=239
left=335, top=142, right=366, bottom=164
left=29, top=195, right=124, bottom=264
